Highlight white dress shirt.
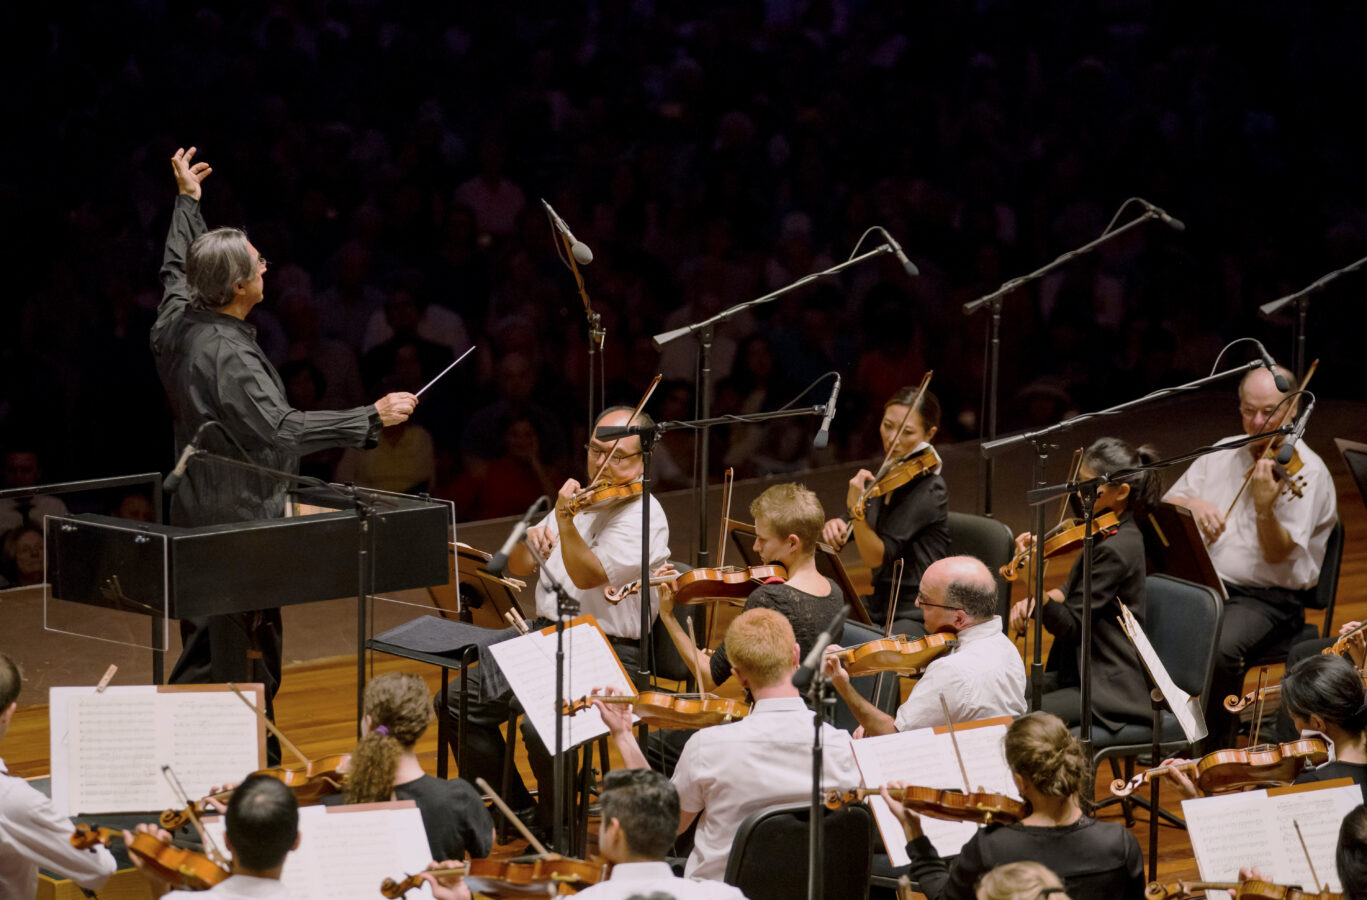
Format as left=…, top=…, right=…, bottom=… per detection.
left=672, top=696, right=863, bottom=881
left=1166, top=436, right=1336, bottom=591
left=893, top=617, right=1027, bottom=732
left=574, top=860, right=750, bottom=898
left=0, top=758, right=115, bottom=900
left=164, top=874, right=292, bottom=898
left=532, top=492, right=670, bottom=639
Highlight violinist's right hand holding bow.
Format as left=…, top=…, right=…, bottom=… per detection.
left=420, top=860, right=472, bottom=900
left=821, top=645, right=850, bottom=690
left=880, top=781, right=925, bottom=841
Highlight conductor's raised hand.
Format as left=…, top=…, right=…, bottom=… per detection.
left=374, top=392, right=418, bottom=426
left=171, top=147, right=212, bottom=200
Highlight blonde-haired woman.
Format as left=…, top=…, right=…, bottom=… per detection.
left=976, top=861, right=1070, bottom=900
left=883, top=712, right=1142, bottom=900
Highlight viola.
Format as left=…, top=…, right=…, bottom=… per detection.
left=1000, top=511, right=1122, bottom=582
left=849, top=446, right=940, bottom=522
left=1110, top=738, right=1329, bottom=798
left=669, top=565, right=787, bottom=606
left=563, top=691, right=749, bottom=729
left=833, top=633, right=957, bottom=678
left=468, top=855, right=607, bottom=892
left=1322, top=620, right=1367, bottom=659
left=565, top=480, right=644, bottom=516
left=823, top=785, right=1028, bottom=826
left=1145, top=879, right=1340, bottom=899
left=1226, top=672, right=1367, bottom=713
left=160, top=755, right=347, bottom=831
left=72, top=824, right=230, bottom=891
left=380, top=865, right=468, bottom=898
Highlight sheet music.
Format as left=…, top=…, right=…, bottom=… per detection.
left=851, top=721, right=1017, bottom=866
left=1183, top=782, right=1360, bottom=899
left=52, top=685, right=263, bottom=815
left=203, top=803, right=436, bottom=900
left=486, top=619, right=636, bottom=751
left=1118, top=604, right=1207, bottom=744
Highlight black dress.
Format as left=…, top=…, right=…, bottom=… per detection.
left=866, top=472, right=950, bottom=631
left=709, top=577, right=846, bottom=686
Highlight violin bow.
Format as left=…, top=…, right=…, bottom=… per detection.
left=872, top=561, right=906, bottom=708
left=685, top=617, right=708, bottom=696
left=1249, top=666, right=1270, bottom=747
left=939, top=695, right=973, bottom=793
left=161, top=765, right=229, bottom=868
left=475, top=777, right=553, bottom=859
left=227, top=682, right=310, bottom=768
left=716, top=467, right=735, bottom=566
left=843, top=371, right=933, bottom=545
left=1294, top=819, right=1327, bottom=893
left=1224, top=359, right=1319, bottom=520
left=586, top=374, right=661, bottom=489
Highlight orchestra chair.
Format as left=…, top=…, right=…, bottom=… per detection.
left=831, top=620, right=901, bottom=734
left=1088, top=573, right=1222, bottom=858
left=945, top=511, right=1015, bottom=624
left=723, top=800, right=875, bottom=900
left=649, top=560, right=707, bottom=685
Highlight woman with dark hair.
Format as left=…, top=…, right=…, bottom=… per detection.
left=1008, top=437, right=1161, bottom=730
left=820, top=383, right=951, bottom=633
left=1337, top=804, right=1367, bottom=898
left=886, top=712, right=1143, bottom=900
left=336, top=673, right=494, bottom=861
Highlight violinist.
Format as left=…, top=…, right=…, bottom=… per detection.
left=885, top=712, right=1144, bottom=900
left=1007, top=437, right=1160, bottom=731
left=1275, top=623, right=1367, bottom=741
left=596, top=609, right=862, bottom=882
left=823, top=555, right=1025, bottom=735
left=128, top=773, right=299, bottom=898
left=821, top=385, right=950, bottom=633
left=571, top=769, right=747, bottom=898
left=0, top=652, right=115, bottom=898
left=1336, top=804, right=1367, bottom=898
left=331, top=673, right=493, bottom=861
left=1162, top=654, right=1367, bottom=803
left=439, top=405, right=671, bottom=833
left=658, top=482, right=844, bottom=695
left=1164, top=365, right=1337, bottom=748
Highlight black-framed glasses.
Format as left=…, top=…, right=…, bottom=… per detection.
left=914, top=591, right=962, bottom=611
left=584, top=443, right=642, bottom=465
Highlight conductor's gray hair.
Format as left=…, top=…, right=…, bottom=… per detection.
left=186, top=227, right=256, bottom=309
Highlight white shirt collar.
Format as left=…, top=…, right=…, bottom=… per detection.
left=607, top=861, right=678, bottom=881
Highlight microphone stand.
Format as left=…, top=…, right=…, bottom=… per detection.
left=963, top=204, right=1167, bottom=517
left=175, top=449, right=394, bottom=733
left=653, top=241, right=907, bottom=568
left=1259, top=252, right=1367, bottom=380
left=997, top=367, right=1293, bottom=760
left=548, top=208, right=605, bottom=440
left=806, top=662, right=832, bottom=900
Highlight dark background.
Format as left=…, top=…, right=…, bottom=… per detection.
left=2, top=0, right=1365, bottom=522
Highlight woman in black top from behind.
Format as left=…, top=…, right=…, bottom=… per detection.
left=887, top=712, right=1144, bottom=900
left=340, top=672, right=494, bottom=861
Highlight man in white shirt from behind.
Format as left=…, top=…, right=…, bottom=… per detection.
left=824, top=555, right=1027, bottom=735
left=0, top=652, right=116, bottom=899
left=597, top=607, right=863, bottom=882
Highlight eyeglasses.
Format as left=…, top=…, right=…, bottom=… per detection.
left=1239, top=405, right=1278, bottom=419
left=257, top=255, right=269, bottom=272
left=914, top=591, right=962, bottom=612
left=584, top=444, right=642, bottom=465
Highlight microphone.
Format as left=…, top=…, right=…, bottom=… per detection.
left=875, top=227, right=919, bottom=277
left=1136, top=198, right=1186, bottom=232
left=792, top=605, right=850, bottom=693
left=542, top=200, right=593, bottom=265
left=487, top=496, right=550, bottom=578
left=1253, top=340, right=1292, bottom=392
left=1277, top=395, right=1314, bottom=465
left=164, top=421, right=215, bottom=493
left=813, top=375, right=841, bottom=449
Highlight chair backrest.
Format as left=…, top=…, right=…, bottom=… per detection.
left=1308, top=517, right=1344, bottom=620
left=723, top=800, right=873, bottom=900
left=946, top=511, right=1015, bottom=621
left=830, top=621, right=899, bottom=732
left=650, top=561, right=707, bottom=683
left=1143, top=574, right=1223, bottom=701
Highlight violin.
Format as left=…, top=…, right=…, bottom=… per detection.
left=1226, top=672, right=1367, bottom=713
left=160, top=755, right=347, bottom=831
left=1109, top=738, right=1329, bottom=797
left=1322, top=620, right=1367, bottom=659
left=849, top=446, right=940, bottom=522
left=564, top=480, right=644, bottom=516
left=563, top=691, right=749, bottom=729
left=469, top=856, right=606, bottom=893
left=1000, top=511, right=1122, bottom=582
left=823, top=785, right=1028, bottom=826
left=380, top=865, right=468, bottom=898
left=669, top=565, right=787, bottom=606
left=72, top=824, right=230, bottom=890
left=1145, top=879, right=1340, bottom=899
left=833, top=632, right=957, bottom=678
